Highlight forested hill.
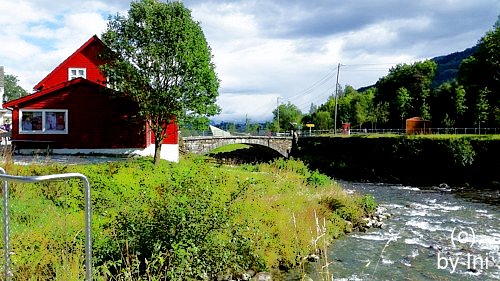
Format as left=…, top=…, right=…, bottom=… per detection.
left=301, top=22, right=499, bottom=130
left=357, top=45, right=478, bottom=92
left=431, top=46, right=478, bottom=87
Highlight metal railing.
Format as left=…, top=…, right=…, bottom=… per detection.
left=301, top=129, right=404, bottom=136
left=300, top=127, right=500, bottom=136
left=181, top=127, right=499, bottom=138
left=0, top=168, right=92, bottom=281
left=180, top=129, right=212, bottom=137
left=181, top=130, right=293, bottom=138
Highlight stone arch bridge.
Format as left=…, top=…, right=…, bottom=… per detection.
left=181, top=136, right=294, bottom=157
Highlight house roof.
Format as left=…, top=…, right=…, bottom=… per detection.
left=4, top=78, right=106, bottom=109
left=33, top=35, right=106, bottom=91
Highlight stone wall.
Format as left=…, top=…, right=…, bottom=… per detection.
left=182, top=136, right=293, bottom=157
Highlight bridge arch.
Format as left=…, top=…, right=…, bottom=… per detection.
left=182, top=136, right=293, bottom=157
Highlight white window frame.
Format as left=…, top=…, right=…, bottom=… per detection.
left=19, top=109, right=68, bottom=134
left=68, top=68, right=86, bottom=80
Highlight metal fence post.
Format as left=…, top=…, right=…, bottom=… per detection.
left=0, top=170, right=92, bottom=281
left=0, top=168, right=11, bottom=281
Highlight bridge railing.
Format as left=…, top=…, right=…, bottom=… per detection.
left=182, top=127, right=500, bottom=138
left=300, top=129, right=403, bottom=136
left=180, top=129, right=213, bottom=137
left=181, top=130, right=293, bottom=137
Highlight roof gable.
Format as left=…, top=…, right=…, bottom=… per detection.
left=33, top=35, right=107, bottom=91
left=4, top=78, right=106, bottom=109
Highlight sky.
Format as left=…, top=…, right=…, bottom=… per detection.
left=0, top=1, right=498, bottom=122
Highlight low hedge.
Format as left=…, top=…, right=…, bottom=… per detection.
left=292, top=135, right=500, bottom=187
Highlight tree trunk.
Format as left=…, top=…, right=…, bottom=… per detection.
left=154, top=142, right=162, bottom=165
left=152, top=120, right=168, bottom=165
left=153, top=126, right=164, bottom=165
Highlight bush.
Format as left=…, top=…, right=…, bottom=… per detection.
left=266, top=158, right=311, bottom=178
left=2, top=157, right=374, bottom=279
left=293, top=135, right=500, bottom=187
left=359, top=194, right=377, bottom=214
left=447, top=138, right=476, bottom=166
left=307, top=170, right=331, bottom=187
left=321, top=193, right=366, bottom=228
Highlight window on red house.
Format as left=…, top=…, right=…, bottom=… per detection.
left=20, top=110, right=68, bottom=134
left=68, top=68, right=86, bottom=80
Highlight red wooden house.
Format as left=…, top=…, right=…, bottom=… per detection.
left=3, top=35, right=179, bottom=162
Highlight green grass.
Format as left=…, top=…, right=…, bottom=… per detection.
left=342, top=133, right=401, bottom=138
left=330, top=133, right=500, bottom=139
left=208, top=143, right=251, bottom=154
left=0, top=156, right=374, bottom=280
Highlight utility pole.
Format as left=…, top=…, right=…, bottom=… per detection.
left=334, top=63, right=341, bottom=134
left=277, top=97, right=280, bottom=134
left=245, top=114, right=249, bottom=133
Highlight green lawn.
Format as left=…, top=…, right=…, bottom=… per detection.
left=208, top=143, right=251, bottom=154
left=328, top=133, right=500, bottom=140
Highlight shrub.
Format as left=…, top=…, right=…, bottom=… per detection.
left=307, top=170, right=331, bottom=187
left=447, top=138, right=476, bottom=167
left=320, top=194, right=366, bottom=228
left=294, top=135, right=500, bottom=187
left=359, top=194, right=377, bottom=214
left=2, top=156, right=374, bottom=279
left=266, top=158, right=311, bottom=178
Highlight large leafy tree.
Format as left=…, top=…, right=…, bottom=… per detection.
left=396, top=87, right=412, bottom=128
left=353, top=89, right=374, bottom=129
left=101, top=0, right=220, bottom=164
left=336, top=85, right=356, bottom=125
left=272, top=102, right=302, bottom=132
left=474, top=87, right=490, bottom=130
left=4, top=74, right=28, bottom=101
left=375, top=60, right=437, bottom=127
left=302, top=110, right=332, bottom=130
left=459, top=21, right=499, bottom=127
left=431, top=82, right=468, bottom=127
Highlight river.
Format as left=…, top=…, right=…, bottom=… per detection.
left=306, top=182, right=500, bottom=281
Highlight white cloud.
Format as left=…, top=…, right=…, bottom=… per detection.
left=215, top=93, right=279, bottom=122
left=192, top=2, right=259, bottom=41
left=1, top=0, right=498, bottom=121
left=0, top=0, right=114, bottom=91
left=0, top=1, right=51, bottom=26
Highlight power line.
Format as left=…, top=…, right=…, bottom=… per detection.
left=341, top=68, right=391, bottom=71
left=341, top=63, right=401, bottom=66
left=285, top=67, right=338, bottom=100
left=293, top=86, right=335, bottom=111
left=270, top=62, right=408, bottom=116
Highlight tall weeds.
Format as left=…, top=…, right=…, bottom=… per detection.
left=0, top=156, right=372, bottom=279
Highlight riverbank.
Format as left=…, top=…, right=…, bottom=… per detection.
left=0, top=156, right=375, bottom=280
left=292, top=134, right=500, bottom=188
left=314, top=180, right=500, bottom=280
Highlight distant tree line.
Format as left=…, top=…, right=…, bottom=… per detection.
left=274, top=17, right=500, bottom=131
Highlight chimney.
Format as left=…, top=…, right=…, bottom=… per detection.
left=0, top=66, right=4, bottom=108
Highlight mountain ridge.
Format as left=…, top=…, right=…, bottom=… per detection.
left=357, top=45, right=478, bottom=92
